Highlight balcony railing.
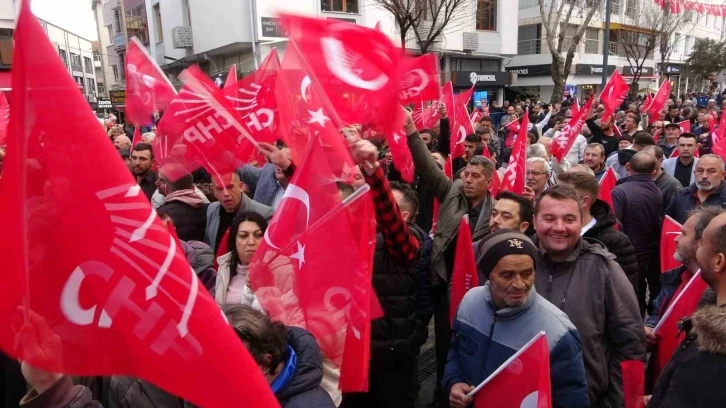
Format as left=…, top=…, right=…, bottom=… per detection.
left=113, top=32, right=126, bottom=50
left=71, top=64, right=83, bottom=72
left=517, top=38, right=542, bottom=55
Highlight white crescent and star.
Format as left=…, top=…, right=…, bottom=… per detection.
left=301, top=75, right=311, bottom=103
left=456, top=125, right=467, bottom=145
left=263, top=184, right=311, bottom=268
left=307, top=108, right=330, bottom=127
left=320, top=28, right=389, bottom=91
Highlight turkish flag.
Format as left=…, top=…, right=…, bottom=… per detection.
left=280, top=14, right=404, bottom=134
left=598, top=167, right=617, bottom=213
left=647, top=80, right=671, bottom=118
left=399, top=54, right=441, bottom=104
left=223, top=64, right=237, bottom=89
left=0, top=92, right=8, bottom=146
left=640, top=92, right=653, bottom=113
left=552, top=98, right=594, bottom=161
left=489, top=170, right=501, bottom=197
left=709, top=115, right=721, bottom=147
left=661, top=215, right=683, bottom=273
left=0, top=4, right=279, bottom=407
left=131, top=125, right=142, bottom=147
left=500, top=109, right=529, bottom=195
left=248, top=133, right=376, bottom=392
left=450, top=215, right=479, bottom=324
left=718, top=108, right=726, bottom=140
left=444, top=82, right=474, bottom=158
left=223, top=50, right=281, bottom=165
left=599, top=71, right=629, bottom=122
left=676, top=120, right=690, bottom=134
left=126, top=37, right=177, bottom=126
left=474, top=333, right=552, bottom=408
left=154, top=65, right=254, bottom=181
left=621, top=360, right=645, bottom=408
left=388, top=129, right=415, bottom=183
left=652, top=270, right=708, bottom=381
left=431, top=155, right=453, bottom=235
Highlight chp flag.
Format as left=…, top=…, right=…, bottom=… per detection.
left=126, top=37, right=177, bottom=126
left=0, top=2, right=279, bottom=407
left=551, top=98, right=593, bottom=161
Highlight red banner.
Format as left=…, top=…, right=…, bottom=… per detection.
left=126, top=37, right=177, bottom=126
left=551, top=98, right=594, bottom=161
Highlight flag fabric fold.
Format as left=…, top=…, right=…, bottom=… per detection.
left=551, top=98, right=593, bottom=161
left=499, top=109, right=529, bottom=195
left=598, top=168, right=617, bottom=213
left=223, top=64, right=237, bottom=89
left=0, top=4, right=279, bottom=407
left=399, top=54, right=441, bottom=105
left=646, top=81, right=671, bottom=118
left=449, top=215, right=479, bottom=324
left=621, top=360, right=645, bottom=408
left=660, top=216, right=683, bottom=273
left=126, top=37, right=177, bottom=126
left=599, top=72, right=629, bottom=122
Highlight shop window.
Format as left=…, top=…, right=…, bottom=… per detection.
left=476, top=0, right=497, bottom=31
left=321, top=0, right=359, bottom=14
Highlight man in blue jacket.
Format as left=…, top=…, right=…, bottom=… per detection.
left=445, top=230, right=588, bottom=408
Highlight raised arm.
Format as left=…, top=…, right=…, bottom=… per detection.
left=404, top=109, right=454, bottom=202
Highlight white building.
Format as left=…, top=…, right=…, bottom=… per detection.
left=91, top=0, right=120, bottom=97
left=38, top=19, right=99, bottom=102
left=145, top=0, right=517, bottom=104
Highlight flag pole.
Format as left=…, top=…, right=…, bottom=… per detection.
left=466, top=331, right=546, bottom=397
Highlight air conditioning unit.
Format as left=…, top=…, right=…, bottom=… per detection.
left=172, top=26, right=193, bottom=49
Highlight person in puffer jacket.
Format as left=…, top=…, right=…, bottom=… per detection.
left=445, top=230, right=588, bottom=408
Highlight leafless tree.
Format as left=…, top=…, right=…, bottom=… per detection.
left=619, top=1, right=692, bottom=96
left=371, top=0, right=469, bottom=54
left=538, top=0, right=600, bottom=104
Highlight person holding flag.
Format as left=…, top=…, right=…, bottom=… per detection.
left=445, top=230, right=588, bottom=408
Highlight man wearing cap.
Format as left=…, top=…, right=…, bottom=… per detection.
left=659, top=122, right=681, bottom=158
left=446, top=230, right=588, bottom=408
left=532, top=184, right=645, bottom=407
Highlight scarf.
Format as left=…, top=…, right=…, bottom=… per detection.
left=165, top=189, right=204, bottom=208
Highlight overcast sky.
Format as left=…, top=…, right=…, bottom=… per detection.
left=31, top=0, right=99, bottom=41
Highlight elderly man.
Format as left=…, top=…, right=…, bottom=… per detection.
left=667, top=154, right=726, bottom=224
left=658, top=123, right=681, bottom=158
left=532, top=184, right=646, bottom=407
left=113, top=135, right=131, bottom=151
left=447, top=230, right=588, bottom=408
left=523, top=157, right=551, bottom=203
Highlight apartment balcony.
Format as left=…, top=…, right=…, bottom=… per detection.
left=113, top=32, right=126, bottom=51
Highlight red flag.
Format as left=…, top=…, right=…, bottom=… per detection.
left=474, top=332, right=552, bottom=408
left=599, top=71, right=629, bottom=122
left=223, top=50, right=281, bottom=164
left=552, top=98, right=594, bottom=161
left=0, top=91, right=9, bottom=146
left=131, top=125, right=142, bottom=147
left=154, top=65, right=253, bottom=181
left=450, top=215, right=479, bottom=324
left=248, top=133, right=376, bottom=392
left=374, top=21, right=382, bottom=31
left=223, top=64, right=237, bottom=89
left=505, top=120, right=522, bottom=148
left=652, top=269, right=708, bottom=381
left=388, top=129, right=415, bottom=183
left=647, top=81, right=671, bottom=118
left=570, top=96, right=580, bottom=118
left=470, top=109, right=483, bottom=124
left=0, top=4, right=279, bottom=407
left=641, top=92, right=653, bottom=113
left=500, top=109, right=529, bottom=195
left=451, top=92, right=476, bottom=158
left=661, top=215, right=683, bottom=273
left=653, top=129, right=662, bottom=143
left=677, top=120, right=691, bottom=134
left=431, top=155, right=453, bottom=234
left=489, top=170, right=501, bottom=197
left=126, top=37, right=177, bottom=126
left=718, top=108, right=726, bottom=141
left=598, top=167, right=617, bottom=213
left=709, top=115, right=721, bottom=147
left=280, top=14, right=404, bottom=134
left=621, top=360, right=645, bottom=408
left=399, top=54, right=441, bottom=104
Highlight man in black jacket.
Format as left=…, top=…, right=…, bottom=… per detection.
left=156, top=164, right=208, bottom=242
left=586, top=104, right=620, bottom=157
left=666, top=154, right=726, bottom=224
left=612, top=152, right=664, bottom=316
left=558, top=171, right=639, bottom=293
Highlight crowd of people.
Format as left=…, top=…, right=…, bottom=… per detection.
left=4, top=87, right=726, bottom=408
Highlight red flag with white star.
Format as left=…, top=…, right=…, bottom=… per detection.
left=0, top=3, right=279, bottom=407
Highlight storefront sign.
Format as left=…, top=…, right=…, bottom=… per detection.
left=97, top=98, right=113, bottom=109
left=622, top=66, right=654, bottom=76
left=505, top=64, right=552, bottom=77
left=452, top=71, right=511, bottom=87
left=109, top=90, right=125, bottom=107
left=666, top=65, right=681, bottom=74
left=574, top=64, right=617, bottom=75
left=260, top=17, right=287, bottom=38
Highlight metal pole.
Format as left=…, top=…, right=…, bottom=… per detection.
left=602, top=0, right=612, bottom=87
left=249, top=0, right=259, bottom=69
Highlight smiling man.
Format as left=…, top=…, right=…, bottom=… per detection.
left=532, top=184, right=645, bottom=407
left=446, top=230, right=588, bottom=408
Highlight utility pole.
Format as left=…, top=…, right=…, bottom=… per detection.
left=602, top=0, right=612, bottom=87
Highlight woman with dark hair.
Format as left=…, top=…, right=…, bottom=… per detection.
left=214, top=211, right=269, bottom=306
left=224, top=305, right=335, bottom=408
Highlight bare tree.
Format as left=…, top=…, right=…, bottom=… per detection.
left=619, top=1, right=692, bottom=97
left=539, top=0, right=600, bottom=104
left=371, top=0, right=469, bottom=54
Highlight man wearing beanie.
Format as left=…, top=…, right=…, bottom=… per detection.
left=532, top=184, right=645, bottom=407
left=445, top=230, right=588, bottom=408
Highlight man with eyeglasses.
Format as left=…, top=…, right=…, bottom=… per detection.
left=658, top=122, right=681, bottom=158
left=666, top=154, right=726, bottom=224
left=522, top=157, right=551, bottom=204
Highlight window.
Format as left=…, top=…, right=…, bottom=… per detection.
left=86, top=78, right=96, bottom=93
left=153, top=5, right=163, bottom=42
left=585, top=28, right=599, bottom=54
left=476, top=0, right=497, bottom=31
left=112, top=65, right=119, bottom=81
left=107, top=25, right=113, bottom=41
left=70, top=53, right=82, bottom=71
left=321, top=0, right=359, bottom=13
left=103, top=0, right=109, bottom=4
left=58, top=48, right=67, bottom=65
left=685, top=35, right=693, bottom=56
left=74, top=76, right=84, bottom=91
left=625, top=0, right=638, bottom=20
left=84, top=56, right=93, bottom=73
left=612, top=0, right=621, bottom=15
left=518, top=24, right=541, bottom=54
left=126, top=2, right=150, bottom=45
left=98, top=83, right=106, bottom=95
left=519, top=0, right=537, bottom=8
left=113, top=9, right=121, bottom=33
left=93, top=52, right=100, bottom=62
